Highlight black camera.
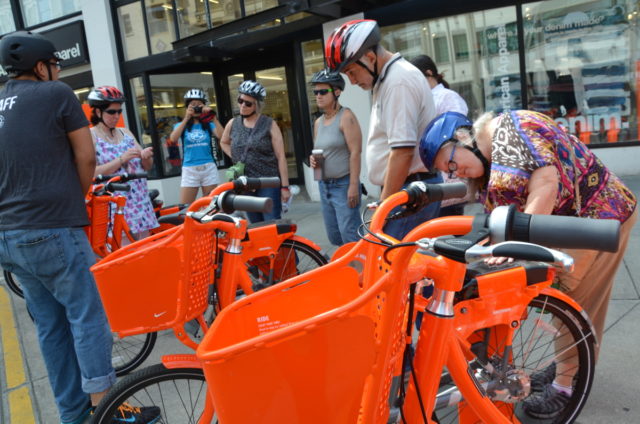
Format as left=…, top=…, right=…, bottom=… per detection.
left=193, top=106, right=203, bottom=113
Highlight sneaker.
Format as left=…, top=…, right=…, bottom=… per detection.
left=523, top=385, right=570, bottom=419
left=112, top=402, right=161, bottom=423
left=529, top=361, right=556, bottom=393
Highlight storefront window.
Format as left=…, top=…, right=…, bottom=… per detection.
left=146, top=0, right=176, bottom=54
left=118, top=2, right=149, bottom=60
left=19, top=0, right=81, bottom=27
left=301, top=40, right=324, bottom=124
left=175, top=0, right=209, bottom=38
left=243, top=0, right=278, bottom=17
left=149, top=73, right=219, bottom=177
left=1, top=0, right=16, bottom=35
left=524, top=0, right=640, bottom=144
left=381, top=7, right=521, bottom=117
left=209, top=0, right=241, bottom=27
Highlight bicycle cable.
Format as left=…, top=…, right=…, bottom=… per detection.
left=382, top=242, right=419, bottom=265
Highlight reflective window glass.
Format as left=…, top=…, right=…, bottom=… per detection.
left=1, top=0, right=16, bottom=35
left=381, top=7, right=521, bottom=117
left=118, top=2, right=149, bottom=60
left=149, top=73, right=219, bottom=176
left=19, top=0, right=81, bottom=27
left=209, top=0, right=241, bottom=27
left=301, top=40, right=324, bottom=124
left=243, top=0, right=278, bottom=17
left=146, top=0, right=176, bottom=54
left=175, top=0, right=209, bottom=38
left=524, top=0, right=640, bottom=144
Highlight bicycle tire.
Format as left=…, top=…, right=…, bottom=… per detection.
left=434, top=294, right=595, bottom=424
left=92, top=364, right=212, bottom=424
left=112, top=332, right=157, bottom=377
left=248, top=238, right=328, bottom=291
left=3, top=269, right=24, bottom=298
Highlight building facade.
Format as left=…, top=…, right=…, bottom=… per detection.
left=2, top=0, right=638, bottom=202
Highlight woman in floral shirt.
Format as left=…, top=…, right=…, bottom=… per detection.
left=420, top=110, right=637, bottom=419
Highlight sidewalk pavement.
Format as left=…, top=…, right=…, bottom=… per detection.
left=2, top=177, right=640, bottom=423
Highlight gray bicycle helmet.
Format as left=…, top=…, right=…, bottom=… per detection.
left=310, top=69, right=345, bottom=91
left=184, top=88, right=208, bottom=104
left=0, top=31, right=57, bottom=72
left=238, top=80, right=267, bottom=101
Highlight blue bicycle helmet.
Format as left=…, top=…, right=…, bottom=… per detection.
left=419, top=112, right=473, bottom=170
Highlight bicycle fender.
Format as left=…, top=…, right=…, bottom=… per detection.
left=161, top=354, right=202, bottom=369
left=540, top=287, right=584, bottom=313
left=290, top=235, right=323, bottom=252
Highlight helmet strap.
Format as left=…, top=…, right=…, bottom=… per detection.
left=462, top=141, right=491, bottom=178
left=356, top=54, right=379, bottom=87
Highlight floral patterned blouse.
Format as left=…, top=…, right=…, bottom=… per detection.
left=480, top=110, right=636, bottom=222
left=93, top=128, right=159, bottom=234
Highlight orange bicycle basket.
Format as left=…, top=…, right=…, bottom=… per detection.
left=91, top=216, right=216, bottom=338
left=196, top=242, right=411, bottom=424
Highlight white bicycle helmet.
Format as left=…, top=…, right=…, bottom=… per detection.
left=184, top=88, right=208, bottom=104
left=238, top=80, right=266, bottom=101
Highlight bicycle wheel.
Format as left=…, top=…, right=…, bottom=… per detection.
left=433, top=294, right=596, bottom=424
left=248, top=238, right=328, bottom=291
left=112, top=332, right=157, bottom=377
left=92, top=364, right=212, bottom=424
left=3, top=269, right=24, bottom=298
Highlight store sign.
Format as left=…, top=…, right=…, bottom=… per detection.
left=43, top=21, right=89, bottom=68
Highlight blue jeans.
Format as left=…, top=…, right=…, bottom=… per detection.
left=246, top=187, right=282, bottom=223
left=319, top=175, right=362, bottom=246
left=383, top=174, right=443, bottom=240
left=0, top=227, right=115, bottom=423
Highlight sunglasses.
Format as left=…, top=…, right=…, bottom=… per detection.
left=104, top=109, right=123, bottom=115
left=313, top=88, right=333, bottom=96
left=48, top=60, right=61, bottom=70
left=237, top=98, right=255, bottom=107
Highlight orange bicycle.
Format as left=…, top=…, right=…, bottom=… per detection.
left=90, top=177, right=327, bottom=369
left=91, top=181, right=618, bottom=424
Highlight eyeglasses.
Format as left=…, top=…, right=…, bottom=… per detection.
left=313, top=88, right=333, bottom=96
left=104, top=109, right=123, bottom=115
left=48, top=60, right=61, bottom=70
left=447, top=143, right=458, bottom=178
left=237, top=98, right=255, bottom=107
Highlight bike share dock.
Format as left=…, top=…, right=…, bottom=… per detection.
left=2, top=177, right=640, bottom=423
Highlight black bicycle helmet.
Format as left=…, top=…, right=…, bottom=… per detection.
left=0, top=31, right=57, bottom=72
left=87, top=86, right=126, bottom=108
left=310, top=69, right=345, bottom=91
left=238, top=80, right=267, bottom=101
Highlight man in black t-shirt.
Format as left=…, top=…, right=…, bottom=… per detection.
left=0, top=31, right=159, bottom=424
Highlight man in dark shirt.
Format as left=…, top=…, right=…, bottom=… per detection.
left=0, top=31, right=159, bottom=424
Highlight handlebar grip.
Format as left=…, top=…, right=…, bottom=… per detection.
left=233, top=176, right=281, bottom=191
left=105, top=183, right=131, bottom=192
left=426, top=182, right=467, bottom=202
left=489, top=205, right=621, bottom=252
left=94, top=173, right=119, bottom=183
left=218, top=193, right=273, bottom=214
left=120, top=172, right=148, bottom=182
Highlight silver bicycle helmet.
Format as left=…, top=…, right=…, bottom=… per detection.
left=238, top=80, right=267, bottom=101
left=184, top=88, right=208, bottom=104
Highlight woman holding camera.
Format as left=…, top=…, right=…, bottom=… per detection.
left=220, top=80, right=290, bottom=222
left=169, top=88, right=223, bottom=203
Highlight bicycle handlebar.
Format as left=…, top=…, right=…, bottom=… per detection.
left=218, top=192, right=273, bottom=214
left=488, top=205, right=620, bottom=252
left=233, top=176, right=281, bottom=191
left=94, top=172, right=148, bottom=184
left=105, top=183, right=131, bottom=193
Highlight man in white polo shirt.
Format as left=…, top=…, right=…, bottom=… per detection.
left=325, top=19, right=441, bottom=239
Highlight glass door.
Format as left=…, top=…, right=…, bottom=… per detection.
left=226, top=66, right=298, bottom=179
